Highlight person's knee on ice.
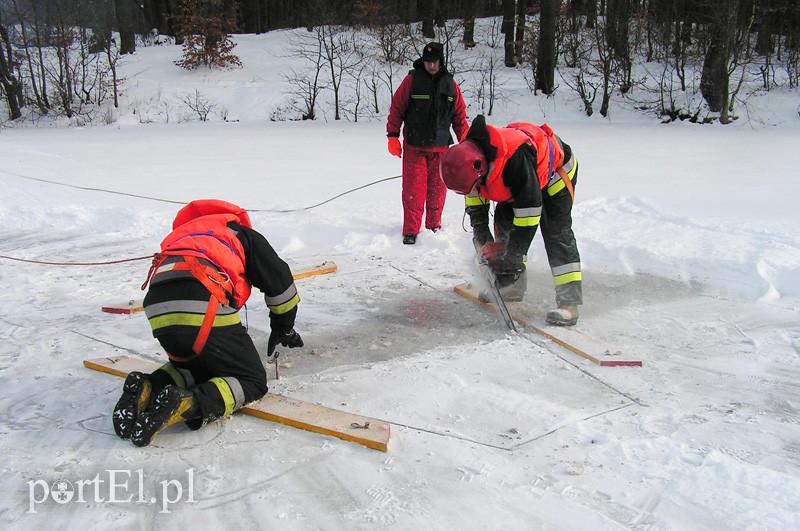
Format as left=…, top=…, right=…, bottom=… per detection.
left=134, top=199, right=303, bottom=445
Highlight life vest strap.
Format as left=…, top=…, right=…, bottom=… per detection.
left=141, top=253, right=166, bottom=291
left=555, top=167, right=575, bottom=202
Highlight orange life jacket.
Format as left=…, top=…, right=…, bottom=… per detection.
left=142, top=199, right=253, bottom=356
left=478, top=123, right=565, bottom=202
left=159, top=210, right=252, bottom=309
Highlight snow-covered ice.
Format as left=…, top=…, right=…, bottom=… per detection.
left=1, top=28, right=799, bottom=530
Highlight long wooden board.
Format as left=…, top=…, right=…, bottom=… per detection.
left=102, top=260, right=338, bottom=314
left=454, top=282, right=642, bottom=367
left=84, top=355, right=389, bottom=451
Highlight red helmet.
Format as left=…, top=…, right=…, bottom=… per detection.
left=440, top=140, right=488, bottom=194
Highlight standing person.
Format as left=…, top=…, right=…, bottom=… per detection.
left=386, top=41, right=468, bottom=245
left=113, top=199, right=304, bottom=446
left=440, top=115, right=582, bottom=326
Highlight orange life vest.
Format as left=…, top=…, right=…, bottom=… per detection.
left=159, top=210, right=252, bottom=309
left=142, top=200, right=253, bottom=356
left=478, top=123, right=565, bottom=202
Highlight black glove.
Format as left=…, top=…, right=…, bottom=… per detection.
left=267, top=329, right=304, bottom=356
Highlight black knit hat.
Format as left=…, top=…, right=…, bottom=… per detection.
left=421, top=42, right=444, bottom=63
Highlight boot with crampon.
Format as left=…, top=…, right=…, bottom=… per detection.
left=113, top=372, right=153, bottom=439
left=131, top=385, right=201, bottom=447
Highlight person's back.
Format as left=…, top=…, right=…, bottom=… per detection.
left=113, top=199, right=304, bottom=447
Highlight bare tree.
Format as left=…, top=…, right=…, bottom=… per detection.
left=9, top=0, right=48, bottom=114
left=558, top=27, right=599, bottom=116
left=180, top=89, right=215, bottom=121
left=474, top=50, right=501, bottom=115
left=319, top=25, right=364, bottom=120
left=284, top=28, right=327, bottom=120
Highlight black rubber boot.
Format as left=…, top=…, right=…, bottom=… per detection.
left=131, top=385, right=201, bottom=447
left=403, top=234, right=417, bottom=245
left=113, top=372, right=153, bottom=439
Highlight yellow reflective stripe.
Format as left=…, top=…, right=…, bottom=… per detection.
left=549, top=158, right=578, bottom=196
left=148, top=311, right=241, bottom=330
left=269, top=293, right=300, bottom=315
left=513, top=216, right=541, bottom=227
left=209, top=377, right=236, bottom=416
left=547, top=179, right=566, bottom=196
left=410, top=94, right=430, bottom=99
left=158, top=363, right=186, bottom=388
left=553, top=271, right=582, bottom=285
left=465, top=195, right=487, bottom=207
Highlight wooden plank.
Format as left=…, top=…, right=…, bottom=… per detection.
left=454, top=282, right=642, bottom=367
left=84, top=355, right=390, bottom=452
left=101, top=260, right=338, bottom=314
left=101, top=300, right=145, bottom=314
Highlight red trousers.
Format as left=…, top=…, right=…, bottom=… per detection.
left=401, top=146, right=447, bottom=235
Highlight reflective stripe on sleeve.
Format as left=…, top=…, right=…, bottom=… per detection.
left=265, top=283, right=297, bottom=307
left=465, top=194, right=487, bottom=207
left=269, top=293, right=300, bottom=315
left=265, top=284, right=300, bottom=315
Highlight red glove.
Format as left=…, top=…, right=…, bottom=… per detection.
left=481, top=242, right=506, bottom=262
left=387, top=137, right=402, bottom=158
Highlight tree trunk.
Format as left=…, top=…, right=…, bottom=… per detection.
left=606, top=0, right=631, bottom=92
left=0, top=23, right=24, bottom=120
left=536, top=0, right=557, bottom=93
left=701, top=0, right=738, bottom=120
left=754, top=0, right=773, bottom=56
left=515, top=0, right=527, bottom=64
left=586, top=0, right=597, bottom=29
left=503, top=0, right=516, bottom=66
left=420, top=0, right=435, bottom=38
left=463, top=0, right=476, bottom=48
left=115, top=0, right=139, bottom=54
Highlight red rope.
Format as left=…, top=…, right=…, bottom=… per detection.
left=0, top=253, right=157, bottom=266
